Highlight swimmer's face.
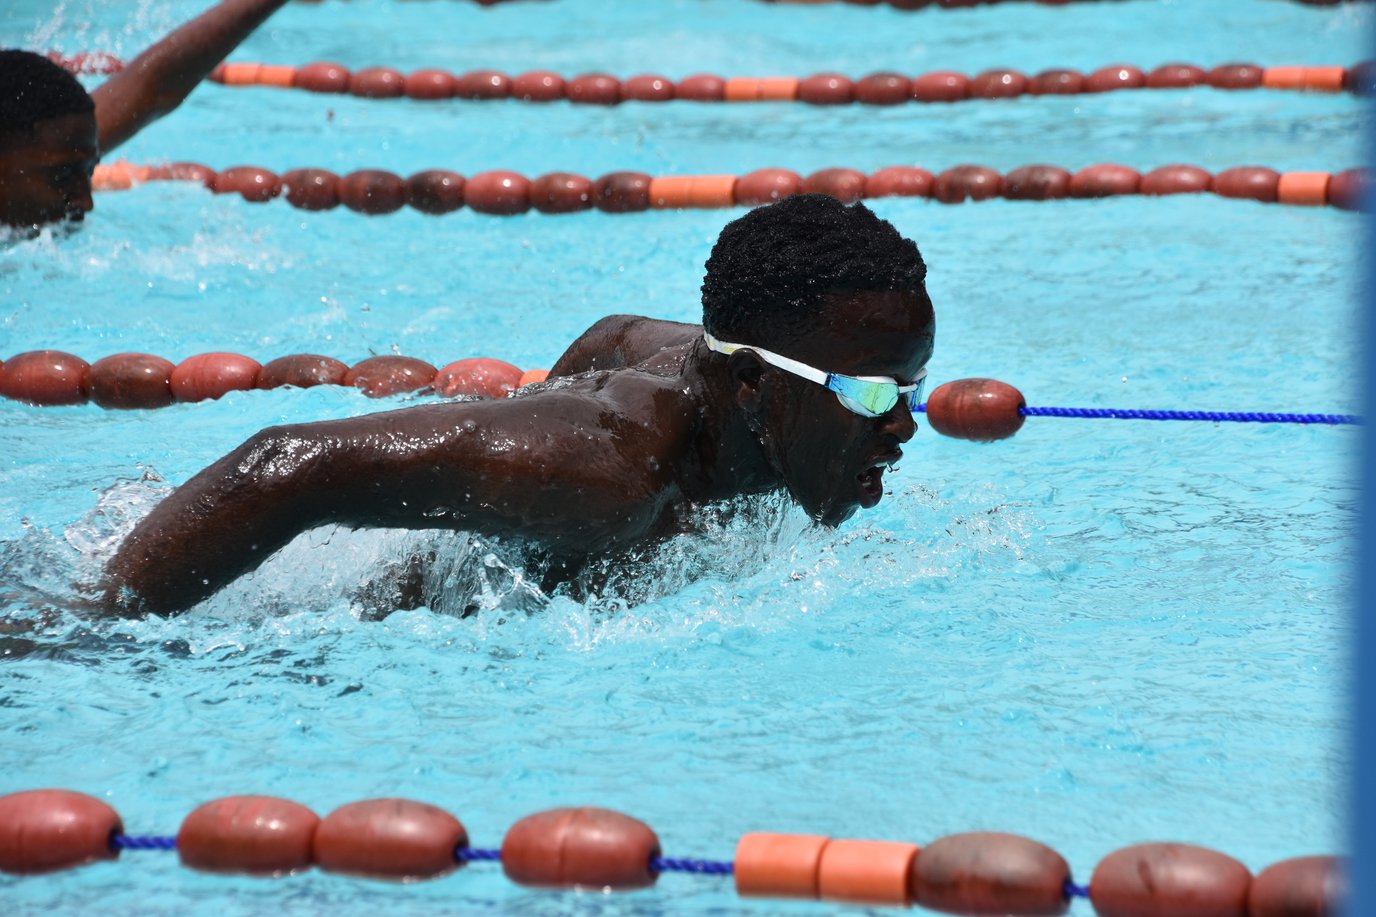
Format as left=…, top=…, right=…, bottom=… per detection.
left=757, top=287, right=935, bottom=526
left=0, top=112, right=99, bottom=232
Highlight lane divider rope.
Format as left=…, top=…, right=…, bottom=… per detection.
left=84, top=161, right=1370, bottom=212
left=0, top=790, right=1344, bottom=914
left=0, top=357, right=1358, bottom=441
left=49, top=52, right=1374, bottom=101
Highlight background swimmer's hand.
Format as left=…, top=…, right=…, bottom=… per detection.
left=91, top=0, right=294, bottom=154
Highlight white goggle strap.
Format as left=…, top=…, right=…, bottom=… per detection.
left=702, top=332, right=829, bottom=387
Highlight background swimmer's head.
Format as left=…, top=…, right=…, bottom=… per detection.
left=0, top=50, right=99, bottom=230
left=700, top=193, right=929, bottom=351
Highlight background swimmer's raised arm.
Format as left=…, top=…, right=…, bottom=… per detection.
left=91, top=0, right=293, bottom=154
left=103, top=386, right=691, bottom=616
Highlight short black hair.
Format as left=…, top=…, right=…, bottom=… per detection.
left=0, top=50, right=95, bottom=141
left=701, top=194, right=927, bottom=345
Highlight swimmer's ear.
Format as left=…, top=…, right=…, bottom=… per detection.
left=726, top=350, right=767, bottom=411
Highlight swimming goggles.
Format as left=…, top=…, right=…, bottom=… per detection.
left=704, top=332, right=927, bottom=418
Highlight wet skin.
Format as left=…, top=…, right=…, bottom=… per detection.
left=0, top=112, right=98, bottom=232
left=103, top=289, right=934, bottom=616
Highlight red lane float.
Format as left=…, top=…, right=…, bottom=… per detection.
left=212, top=166, right=281, bottom=202
left=87, top=353, right=176, bottom=409
left=406, top=170, right=466, bottom=214
left=1, top=351, right=552, bottom=409
left=910, top=832, right=1070, bottom=916
left=502, top=807, right=660, bottom=890
left=623, top=74, right=675, bottom=101
left=1001, top=165, right=1071, bottom=200
left=171, top=353, right=262, bottom=402
left=735, top=168, right=804, bottom=205
left=924, top=378, right=1026, bottom=442
left=1213, top=166, right=1281, bottom=203
left=866, top=166, right=934, bottom=198
left=344, top=355, right=439, bottom=397
left=0, top=790, right=121, bottom=874
left=594, top=171, right=654, bottom=212
left=433, top=358, right=524, bottom=398
left=802, top=168, right=866, bottom=203
left=0, top=350, right=89, bottom=406
left=339, top=170, right=408, bottom=214
left=178, top=796, right=319, bottom=876
left=464, top=170, right=531, bottom=215
left=282, top=168, right=341, bottom=210
left=1089, top=843, right=1251, bottom=917
left=455, top=69, right=511, bottom=99
left=313, top=799, right=466, bottom=881
left=531, top=172, right=594, bottom=212
left=257, top=354, right=350, bottom=389
left=933, top=165, right=1002, bottom=203
left=404, top=68, right=456, bottom=100
left=1140, top=164, right=1212, bottom=196
left=1247, top=855, right=1344, bottom=917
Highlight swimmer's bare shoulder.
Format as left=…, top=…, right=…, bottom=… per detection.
left=104, top=367, right=703, bottom=616
left=548, top=314, right=701, bottom=378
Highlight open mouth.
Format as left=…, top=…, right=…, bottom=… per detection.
left=856, top=463, right=886, bottom=508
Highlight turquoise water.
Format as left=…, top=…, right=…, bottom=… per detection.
left=0, top=0, right=1369, bottom=914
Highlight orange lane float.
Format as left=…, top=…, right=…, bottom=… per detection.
left=185, top=58, right=1374, bottom=102
left=0, top=351, right=552, bottom=409
left=0, top=788, right=1349, bottom=914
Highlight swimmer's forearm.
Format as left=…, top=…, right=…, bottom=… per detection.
left=93, top=0, right=293, bottom=153
left=104, top=428, right=332, bottom=615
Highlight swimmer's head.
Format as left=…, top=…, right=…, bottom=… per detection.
left=0, top=50, right=99, bottom=231
left=701, top=194, right=935, bottom=525
left=701, top=193, right=928, bottom=347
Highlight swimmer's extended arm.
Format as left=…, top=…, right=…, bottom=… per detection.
left=103, top=392, right=680, bottom=616
left=91, top=0, right=293, bottom=154
left=548, top=315, right=701, bottom=378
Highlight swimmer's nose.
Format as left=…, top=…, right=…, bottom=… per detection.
left=881, top=399, right=917, bottom=443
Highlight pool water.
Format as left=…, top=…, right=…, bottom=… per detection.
left=0, top=0, right=1369, bottom=914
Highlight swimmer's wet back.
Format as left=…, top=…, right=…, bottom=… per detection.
left=0, top=0, right=1364, bottom=912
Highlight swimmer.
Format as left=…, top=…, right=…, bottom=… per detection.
left=0, top=0, right=294, bottom=234
left=103, top=194, right=936, bottom=615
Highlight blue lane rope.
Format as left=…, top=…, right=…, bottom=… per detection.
left=1020, top=406, right=1360, bottom=425
left=112, top=835, right=177, bottom=850
left=651, top=856, right=735, bottom=876
left=912, top=404, right=1359, bottom=425
left=455, top=847, right=502, bottom=862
